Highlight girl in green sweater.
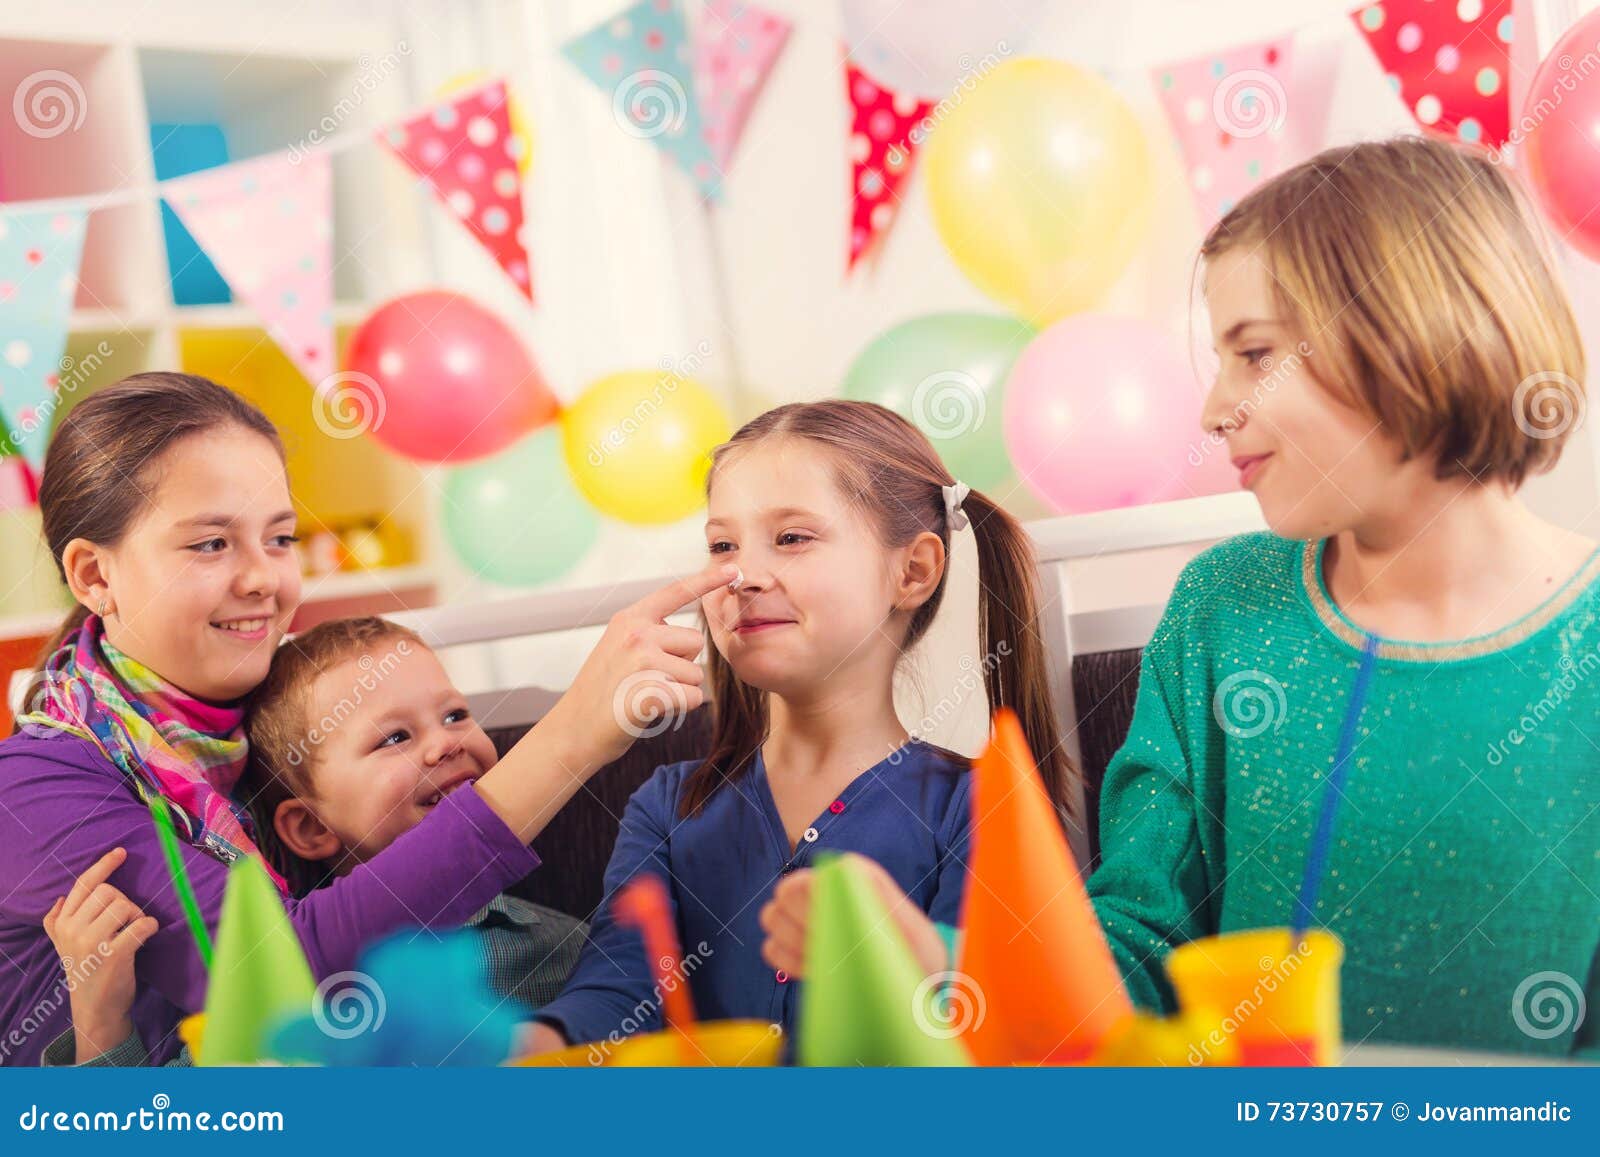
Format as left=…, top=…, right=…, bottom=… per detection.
left=762, top=135, right=1599, bottom=1058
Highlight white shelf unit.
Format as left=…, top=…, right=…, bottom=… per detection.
left=0, top=6, right=445, bottom=637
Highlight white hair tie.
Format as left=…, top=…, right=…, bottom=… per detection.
left=942, top=481, right=971, bottom=533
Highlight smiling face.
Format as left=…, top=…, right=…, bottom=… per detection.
left=700, top=438, right=909, bottom=698
left=1200, top=247, right=1415, bottom=541
left=296, top=644, right=496, bottom=863
left=90, top=426, right=302, bottom=701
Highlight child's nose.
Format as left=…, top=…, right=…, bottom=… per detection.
left=422, top=728, right=463, bottom=766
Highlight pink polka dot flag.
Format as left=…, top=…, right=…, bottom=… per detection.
left=1351, top=0, right=1512, bottom=149
left=693, top=0, right=790, bottom=172
left=165, top=152, right=334, bottom=386
left=845, top=56, right=933, bottom=271
left=1152, top=35, right=1295, bottom=229
left=0, top=207, right=88, bottom=470
left=380, top=80, right=534, bottom=301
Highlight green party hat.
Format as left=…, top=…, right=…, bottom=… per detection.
left=797, top=855, right=971, bottom=1066
left=198, top=857, right=316, bottom=1065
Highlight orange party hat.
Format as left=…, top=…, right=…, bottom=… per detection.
left=958, top=709, right=1133, bottom=1063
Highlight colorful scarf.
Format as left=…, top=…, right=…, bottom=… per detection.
left=16, top=613, right=288, bottom=894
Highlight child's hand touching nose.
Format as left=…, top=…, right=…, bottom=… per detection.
left=758, top=852, right=950, bottom=980
left=42, top=847, right=160, bottom=1064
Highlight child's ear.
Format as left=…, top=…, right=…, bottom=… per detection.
left=272, top=798, right=343, bottom=864
left=893, top=531, right=947, bottom=612
left=60, top=538, right=113, bottom=615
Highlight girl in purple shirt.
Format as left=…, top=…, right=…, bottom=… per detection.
left=0, top=372, right=733, bottom=1066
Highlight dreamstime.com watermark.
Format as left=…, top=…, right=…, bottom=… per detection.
left=1511, top=970, right=1587, bottom=1041
left=1188, top=340, right=1314, bottom=469
left=1185, top=942, right=1319, bottom=1066
left=287, top=41, right=412, bottom=163
left=586, top=340, right=714, bottom=468
left=16, top=1095, right=283, bottom=1133
left=1212, top=668, right=1288, bottom=739
left=313, top=969, right=388, bottom=1039
left=891, top=642, right=1013, bottom=764
left=1512, top=370, right=1585, bottom=442
left=1488, top=38, right=1600, bottom=165
left=13, top=70, right=87, bottom=139
left=1484, top=643, right=1600, bottom=767
left=0, top=938, right=116, bottom=1064
left=584, top=940, right=715, bottom=1064
left=283, top=641, right=413, bottom=767
left=1212, top=68, right=1288, bottom=139
left=612, top=69, right=688, bottom=140
left=912, top=970, right=986, bottom=1038
left=612, top=667, right=696, bottom=740
left=312, top=370, right=387, bottom=440
left=1, top=342, right=114, bottom=458
left=886, top=42, right=1012, bottom=165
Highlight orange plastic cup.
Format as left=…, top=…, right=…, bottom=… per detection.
left=1164, top=929, right=1344, bottom=1066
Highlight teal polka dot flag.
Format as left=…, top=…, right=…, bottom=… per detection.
left=0, top=208, right=88, bottom=470
left=561, top=0, right=722, bottom=201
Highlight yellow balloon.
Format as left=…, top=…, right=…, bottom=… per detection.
left=924, top=58, right=1153, bottom=325
left=562, top=371, right=731, bottom=525
left=435, top=72, right=535, bottom=176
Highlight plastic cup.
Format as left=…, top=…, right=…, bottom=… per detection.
left=510, top=1020, right=785, bottom=1068
left=1164, top=928, right=1344, bottom=1066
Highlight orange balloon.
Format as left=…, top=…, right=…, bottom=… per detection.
left=958, top=709, right=1133, bottom=1063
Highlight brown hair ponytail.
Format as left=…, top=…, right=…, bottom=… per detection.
left=679, top=400, right=1074, bottom=822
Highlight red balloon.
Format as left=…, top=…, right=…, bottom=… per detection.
left=1522, top=11, right=1600, bottom=261
left=342, top=291, right=557, bottom=463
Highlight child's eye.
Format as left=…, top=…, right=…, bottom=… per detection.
left=777, top=531, right=814, bottom=547
left=188, top=538, right=227, bottom=554
left=708, top=541, right=735, bottom=554
left=1238, top=348, right=1271, bottom=368
left=376, top=729, right=411, bottom=749
left=269, top=534, right=301, bottom=549
left=444, top=708, right=469, bottom=725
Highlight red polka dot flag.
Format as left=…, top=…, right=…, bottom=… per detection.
left=845, top=56, right=933, bottom=271
left=1351, top=0, right=1513, bottom=150
left=380, top=80, right=534, bottom=301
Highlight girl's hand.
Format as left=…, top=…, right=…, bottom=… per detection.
left=544, top=561, right=739, bottom=771
left=759, top=852, right=950, bottom=980
left=42, top=847, right=159, bottom=1063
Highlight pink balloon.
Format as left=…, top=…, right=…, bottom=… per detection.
left=343, top=291, right=557, bottom=463
left=1522, top=11, right=1600, bottom=261
left=1003, top=315, right=1210, bottom=515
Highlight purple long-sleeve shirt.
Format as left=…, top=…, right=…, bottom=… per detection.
left=0, top=731, right=540, bottom=1066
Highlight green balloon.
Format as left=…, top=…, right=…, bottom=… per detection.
left=841, top=312, right=1033, bottom=491
left=443, top=428, right=599, bottom=586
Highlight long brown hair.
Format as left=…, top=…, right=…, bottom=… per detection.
left=34, top=372, right=285, bottom=663
left=678, top=400, right=1073, bottom=820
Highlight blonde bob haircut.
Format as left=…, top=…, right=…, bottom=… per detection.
left=1200, top=134, right=1585, bottom=488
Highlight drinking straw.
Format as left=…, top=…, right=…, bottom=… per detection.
left=614, top=874, right=696, bottom=1062
left=145, top=791, right=216, bottom=970
left=1292, top=633, right=1382, bottom=942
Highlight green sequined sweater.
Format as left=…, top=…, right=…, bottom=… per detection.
left=1086, top=531, right=1600, bottom=1058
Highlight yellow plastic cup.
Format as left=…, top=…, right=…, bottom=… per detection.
left=513, top=1021, right=784, bottom=1068
left=1165, top=928, right=1344, bottom=1066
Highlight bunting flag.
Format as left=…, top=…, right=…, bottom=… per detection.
left=563, top=0, right=721, bottom=200
left=845, top=57, right=933, bottom=270
left=164, top=152, right=334, bottom=386
left=1153, top=35, right=1295, bottom=227
left=1351, top=0, right=1513, bottom=149
left=0, top=208, right=87, bottom=470
left=380, top=81, right=534, bottom=300
left=693, top=0, right=790, bottom=172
